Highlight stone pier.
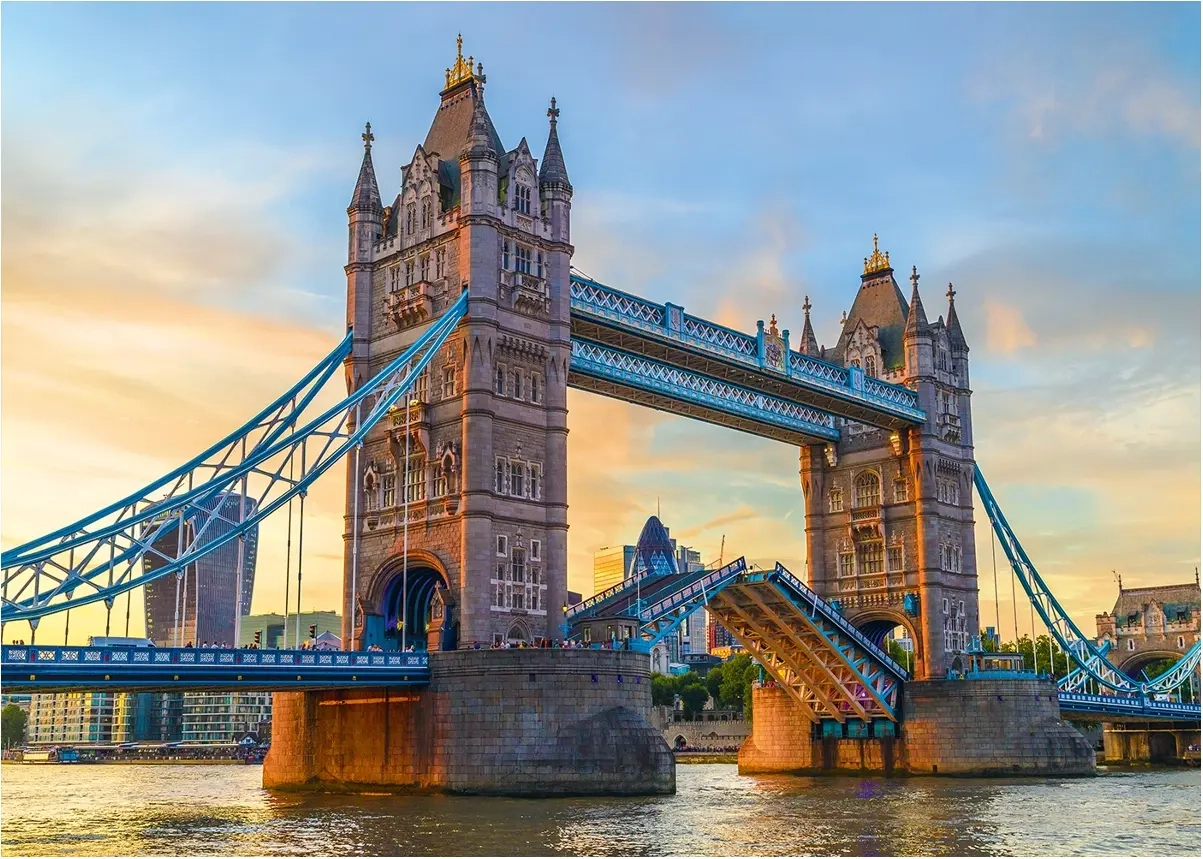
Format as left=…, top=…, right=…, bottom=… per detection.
left=1101, top=723, right=1201, bottom=765
left=740, top=677, right=1096, bottom=777
left=264, top=649, right=675, bottom=795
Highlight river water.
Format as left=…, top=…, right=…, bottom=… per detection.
left=0, top=763, right=1198, bottom=856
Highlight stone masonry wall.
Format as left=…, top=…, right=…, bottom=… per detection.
left=264, top=649, right=674, bottom=795
left=740, top=678, right=1095, bottom=777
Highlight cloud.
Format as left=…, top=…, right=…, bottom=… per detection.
left=969, top=39, right=1200, bottom=149
left=983, top=299, right=1037, bottom=355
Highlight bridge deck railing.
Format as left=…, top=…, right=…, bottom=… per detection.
left=1, top=644, right=429, bottom=670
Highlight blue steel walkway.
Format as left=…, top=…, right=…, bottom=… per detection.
left=0, top=644, right=429, bottom=692
left=1057, top=691, right=1201, bottom=724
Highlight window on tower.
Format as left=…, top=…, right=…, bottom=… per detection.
left=529, top=373, right=542, bottom=405
left=419, top=255, right=430, bottom=282
left=864, top=355, right=877, bottom=378
left=405, top=260, right=415, bottom=286
left=828, top=487, right=844, bottom=513
left=441, top=366, right=457, bottom=399
left=421, top=198, right=432, bottom=229
left=510, top=370, right=523, bottom=400
left=502, top=240, right=511, bottom=270
left=857, top=541, right=884, bottom=574
left=495, top=365, right=507, bottom=396
left=515, top=183, right=532, bottom=215
left=893, top=477, right=908, bottom=504
left=515, top=245, right=533, bottom=275
left=854, top=472, right=881, bottom=508
left=406, top=204, right=416, bottom=235
left=435, top=247, right=446, bottom=279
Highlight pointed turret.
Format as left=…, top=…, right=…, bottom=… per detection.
left=946, top=282, right=968, bottom=352
left=349, top=122, right=383, bottom=214
left=799, top=295, right=820, bottom=356
left=539, top=97, right=571, bottom=189
left=466, top=91, right=498, bottom=162
left=904, top=265, right=930, bottom=337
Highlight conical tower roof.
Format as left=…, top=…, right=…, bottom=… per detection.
left=946, top=282, right=967, bottom=351
left=799, top=295, right=820, bottom=356
left=904, top=265, right=930, bottom=338
left=349, top=122, right=383, bottom=213
left=539, top=97, right=571, bottom=187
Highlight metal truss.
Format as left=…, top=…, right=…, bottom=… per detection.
left=706, top=565, right=903, bottom=723
left=570, top=338, right=840, bottom=443
left=976, top=465, right=1201, bottom=696
left=1, top=292, right=469, bottom=625
left=569, top=273, right=924, bottom=424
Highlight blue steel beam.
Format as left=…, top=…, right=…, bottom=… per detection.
left=569, top=273, right=925, bottom=428
left=0, top=644, right=429, bottom=692
left=1057, top=691, right=1201, bottom=724
left=976, top=465, right=1201, bottom=696
left=569, top=338, right=840, bottom=446
left=2, top=293, right=469, bottom=624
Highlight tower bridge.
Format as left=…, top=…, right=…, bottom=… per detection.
left=2, top=38, right=1198, bottom=792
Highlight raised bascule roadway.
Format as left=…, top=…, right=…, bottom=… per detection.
left=1, top=39, right=1198, bottom=790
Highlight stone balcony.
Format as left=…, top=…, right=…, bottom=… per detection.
left=386, top=280, right=435, bottom=329
left=937, top=411, right=962, bottom=442
left=850, top=505, right=883, bottom=539
left=502, top=270, right=551, bottom=316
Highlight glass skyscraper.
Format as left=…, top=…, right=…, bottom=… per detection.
left=142, top=492, right=259, bottom=646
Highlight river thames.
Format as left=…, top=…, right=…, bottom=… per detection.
left=0, top=763, right=1198, bottom=856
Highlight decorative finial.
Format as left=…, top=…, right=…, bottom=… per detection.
left=840, top=310, right=847, bottom=326
left=802, top=295, right=812, bottom=317
left=946, top=282, right=956, bottom=304
left=548, top=96, right=560, bottom=122
left=362, top=121, right=374, bottom=151
left=863, top=233, right=892, bottom=275
left=445, top=33, right=476, bottom=89
left=768, top=314, right=779, bottom=336
left=910, top=265, right=920, bottom=289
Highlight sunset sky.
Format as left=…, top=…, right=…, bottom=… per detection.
left=2, top=2, right=1199, bottom=645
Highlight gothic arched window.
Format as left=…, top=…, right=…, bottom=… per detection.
left=864, top=355, right=877, bottom=378
left=405, top=204, right=416, bottom=235
left=828, top=487, right=844, bottom=513
left=850, top=358, right=862, bottom=370
left=854, top=472, right=881, bottom=508
left=420, top=197, right=432, bottom=229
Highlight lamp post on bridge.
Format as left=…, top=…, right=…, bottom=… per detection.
left=559, top=604, right=570, bottom=643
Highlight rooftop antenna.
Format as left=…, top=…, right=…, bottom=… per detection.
left=657, top=497, right=661, bottom=519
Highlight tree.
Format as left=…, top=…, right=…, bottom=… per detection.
left=679, top=682, right=709, bottom=719
left=650, top=673, right=677, bottom=707
left=705, top=666, right=723, bottom=703
left=1, top=705, right=26, bottom=749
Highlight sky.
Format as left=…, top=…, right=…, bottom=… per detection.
left=2, top=2, right=1199, bottom=646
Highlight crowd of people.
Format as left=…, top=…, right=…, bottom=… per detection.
left=473, top=638, right=612, bottom=650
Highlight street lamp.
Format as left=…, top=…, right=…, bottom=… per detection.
left=559, top=604, right=570, bottom=642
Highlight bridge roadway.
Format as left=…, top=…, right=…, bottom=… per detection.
left=0, top=644, right=429, bottom=692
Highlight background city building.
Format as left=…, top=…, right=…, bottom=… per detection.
left=27, top=692, right=117, bottom=745
left=181, top=691, right=272, bottom=742
left=239, top=611, right=341, bottom=649
left=142, top=492, right=260, bottom=647
left=592, top=546, right=637, bottom=595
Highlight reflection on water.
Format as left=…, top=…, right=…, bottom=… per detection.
left=0, top=763, right=1198, bottom=856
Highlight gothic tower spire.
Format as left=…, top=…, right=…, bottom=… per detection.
left=799, top=295, right=820, bottom=356
left=539, top=97, right=571, bottom=188
left=904, top=265, right=929, bottom=337
left=349, top=122, right=383, bottom=213
left=946, top=282, right=968, bottom=352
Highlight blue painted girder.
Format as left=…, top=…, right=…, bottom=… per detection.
left=1057, top=691, right=1201, bottom=724
left=569, top=273, right=925, bottom=429
left=976, top=465, right=1201, bottom=697
left=0, top=644, right=430, bottom=693
left=569, top=338, right=840, bottom=446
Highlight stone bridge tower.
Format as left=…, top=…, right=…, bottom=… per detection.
left=798, top=237, right=977, bottom=679
left=342, top=38, right=572, bottom=651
